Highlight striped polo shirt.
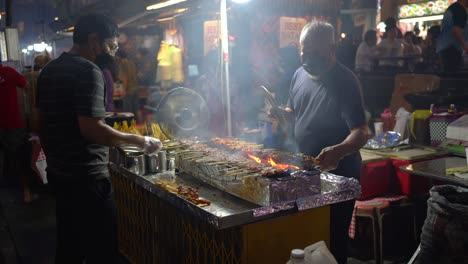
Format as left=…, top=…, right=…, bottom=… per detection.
left=37, top=52, right=109, bottom=181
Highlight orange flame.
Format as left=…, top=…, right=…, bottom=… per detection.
left=247, top=154, right=300, bottom=170
left=248, top=154, right=262, bottom=164
left=267, top=157, right=300, bottom=170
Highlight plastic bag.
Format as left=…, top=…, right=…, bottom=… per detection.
left=30, top=138, right=47, bottom=184
left=417, top=185, right=468, bottom=264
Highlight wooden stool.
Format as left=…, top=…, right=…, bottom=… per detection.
left=355, top=200, right=391, bottom=264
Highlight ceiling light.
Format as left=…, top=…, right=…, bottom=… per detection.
left=232, top=0, right=250, bottom=3
left=54, top=17, right=59, bottom=21
left=146, top=0, right=186, bottom=11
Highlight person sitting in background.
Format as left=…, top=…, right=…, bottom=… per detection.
left=377, top=18, right=404, bottom=66
left=33, top=53, right=51, bottom=71
left=422, top=26, right=441, bottom=68
left=115, top=50, right=138, bottom=114
left=336, top=34, right=358, bottom=70
left=403, top=31, right=422, bottom=57
left=96, top=53, right=119, bottom=112
left=276, top=45, right=301, bottom=106
left=355, top=30, right=378, bottom=72
left=135, top=48, right=156, bottom=86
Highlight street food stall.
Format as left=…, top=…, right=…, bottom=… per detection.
left=103, top=1, right=361, bottom=263
left=110, top=145, right=360, bottom=264
left=108, top=88, right=360, bottom=264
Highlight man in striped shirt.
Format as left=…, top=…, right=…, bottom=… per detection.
left=37, top=14, right=162, bottom=263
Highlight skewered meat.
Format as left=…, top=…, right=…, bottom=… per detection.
left=154, top=180, right=211, bottom=207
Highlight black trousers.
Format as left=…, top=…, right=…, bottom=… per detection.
left=440, top=46, right=463, bottom=73
left=330, top=199, right=355, bottom=264
left=49, top=174, right=118, bottom=264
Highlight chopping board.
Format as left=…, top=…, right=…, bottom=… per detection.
left=380, top=148, right=448, bottom=161
left=360, top=150, right=390, bottom=164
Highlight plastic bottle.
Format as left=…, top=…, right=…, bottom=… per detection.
left=380, top=108, right=394, bottom=132
left=448, top=104, right=457, bottom=114
left=286, top=249, right=306, bottom=264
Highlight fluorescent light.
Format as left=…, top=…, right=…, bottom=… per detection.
left=157, top=17, right=174, bottom=22
left=46, top=46, right=52, bottom=52
left=54, top=17, right=59, bottom=21
left=33, top=42, right=47, bottom=52
left=146, top=0, right=186, bottom=11
left=27, top=45, right=33, bottom=51
left=399, top=15, right=443, bottom=24
left=21, top=48, right=28, bottom=54
left=232, top=0, right=250, bottom=3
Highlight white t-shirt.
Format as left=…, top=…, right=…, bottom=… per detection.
left=355, top=42, right=378, bottom=71
left=377, top=39, right=404, bottom=66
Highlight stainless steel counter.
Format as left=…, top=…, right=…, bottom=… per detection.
left=400, top=157, right=468, bottom=188
left=110, top=163, right=361, bottom=229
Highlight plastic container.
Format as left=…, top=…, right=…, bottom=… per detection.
left=410, top=110, right=432, bottom=146
left=286, top=249, right=306, bottom=264
left=304, top=241, right=337, bottom=264
left=381, top=109, right=394, bottom=132
left=374, top=121, right=383, bottom=136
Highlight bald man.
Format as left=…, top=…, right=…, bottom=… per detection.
left=284, top=21, right=368, bottom=263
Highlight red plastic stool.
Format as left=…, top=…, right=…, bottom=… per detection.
left=355, top=200, right=391, bottom=264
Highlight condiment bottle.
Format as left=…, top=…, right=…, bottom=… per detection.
left=448, top=104, right=457, bottom=114
left=380, top=108, right=394, bottom=132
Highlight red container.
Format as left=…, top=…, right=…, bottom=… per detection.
left=359, top=160, right=393, bottom=200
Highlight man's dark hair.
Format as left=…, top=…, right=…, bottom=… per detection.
left=73, top=13, right=119, bottom=45
left=115, top=49, right=127, bottom=59
left=364, top=30, right=376, bottom=43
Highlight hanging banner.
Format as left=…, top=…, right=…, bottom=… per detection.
left=279, top=17, right=307, bottom=49
left=203, top=20, right=220, bottom=55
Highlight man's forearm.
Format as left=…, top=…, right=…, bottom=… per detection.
left=334, top=126, right=368, bottom=157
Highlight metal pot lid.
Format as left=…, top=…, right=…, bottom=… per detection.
left=155, top=87, right=210, bottom=136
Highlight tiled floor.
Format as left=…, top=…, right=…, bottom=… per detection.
left=0, top=186, right=130, bottom=264
left=0, top=187, right=56, bottom=264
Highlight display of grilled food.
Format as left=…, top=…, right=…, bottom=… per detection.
left=209, top=137, right=320, bottom=168
left=154, top=180, right=211, bottom=207
left=175, top=141, right=292, bottom=179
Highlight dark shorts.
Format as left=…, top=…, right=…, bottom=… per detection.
left=0, top=128, right=28, bottom=152
left=440, top=46, right=463, bottom=72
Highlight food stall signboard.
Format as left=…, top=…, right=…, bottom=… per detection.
left=204, top=20, right=220, bottom=55
left=399, top=0, right=456, bottom=19
left=279, top=17, right=307, bottom=49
